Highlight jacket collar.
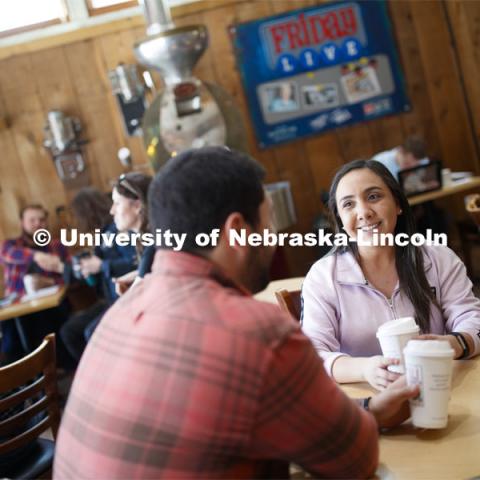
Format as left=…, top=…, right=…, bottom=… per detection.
left=335, top=248, right=433, bottom=285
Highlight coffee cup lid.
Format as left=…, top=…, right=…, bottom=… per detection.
left=404, top=339, right=454, bottom=357
left=376, top=317, right=419, bottom=337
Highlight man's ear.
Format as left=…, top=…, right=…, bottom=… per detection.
left=221, top=212, right=250, bottom=252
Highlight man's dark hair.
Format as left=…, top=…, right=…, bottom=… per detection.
left=19, top=204, right=48, bottom=220
left=403, top=135, right=427, bottom=160
left=148, top=146, right=265, bottom=252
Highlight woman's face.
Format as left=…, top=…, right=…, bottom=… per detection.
left=335, top=168, right=401, bottom=242
left=110, top=188, right=142, bottom=232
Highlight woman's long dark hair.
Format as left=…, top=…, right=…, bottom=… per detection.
left=71, top=187, right=112, bottom=233
left=328, top=159, right=435, bottom=333
left=114, top=172, right=152, bottom=257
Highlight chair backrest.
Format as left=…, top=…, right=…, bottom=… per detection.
left=465, top=194, right=480, bottom=227
left=0, top=334, right=60, bottom=456
left=275, top=289, right=302, bottom=322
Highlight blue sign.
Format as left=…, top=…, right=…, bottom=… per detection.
left=231, top=1, right=409, bottom=148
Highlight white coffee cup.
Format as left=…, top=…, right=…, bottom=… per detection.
left=376, top=317, right=420, bottom=373
left=441, top=168, right=452, bottom=187
left=404, top=339, right=454, bottom=429
left=23, top=274, right=38, bottom=295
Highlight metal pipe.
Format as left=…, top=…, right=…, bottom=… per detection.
left=139, top=0, right=174, bottom=36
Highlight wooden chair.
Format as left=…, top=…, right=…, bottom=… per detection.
left=0, top=334, right=60, bottom=479
left=459, top=194, right=480, bottom=279
left=275, top=289, right=302, bottom=322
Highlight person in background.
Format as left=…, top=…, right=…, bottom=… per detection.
left=269, top=83, right=298, bottom=113
left=83, top=173, right=153, bottom=339
left=374, top=135, right=448, bottom=235
left=59, top=188, right=137, bottom=362
left=373, top=135, right=429, bottom=181
left=0, top=205, right=70, bottom=362
left=302, top=160, right=480, bottom=390
left=54, top=147, right=418, bottom=480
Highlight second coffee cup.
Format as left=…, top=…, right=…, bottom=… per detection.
left=376, top=317, right=420, bottom=373
left=404, top=339, right=454, bottom=429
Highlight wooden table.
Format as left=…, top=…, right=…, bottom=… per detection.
left=409, top=176, right=480, bottom=206
left=254, top=277, right=304, bottom=304
left=257, top=279, right=480, bottom=479
left=342, top=357, right=480, bottom=480
left=0, top=286, right=66, bottom=352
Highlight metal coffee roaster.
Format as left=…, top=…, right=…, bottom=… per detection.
left=43, top=110, right=88, bottom=181
left=134, top=0, right=247, bottom=170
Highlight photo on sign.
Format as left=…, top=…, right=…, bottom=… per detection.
left=265, top=82, right=299, bottom=113
left=398, top=161, right=442, bottom=197
left=302, top=83, right=339, bottom=110
left=341, top=65, right=381, bottom=104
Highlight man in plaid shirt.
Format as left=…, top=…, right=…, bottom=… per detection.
left=0, top=205, right=68, bottom=296
left=54, top=148, right=418, bottom=479
left=0, top=205, right=69, bottom=361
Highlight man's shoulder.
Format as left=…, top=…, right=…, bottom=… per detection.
left=212, top=289, right=300, bottom=347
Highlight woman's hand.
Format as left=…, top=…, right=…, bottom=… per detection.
left=362, top=355, right=401, bottom=390
left=80, top=255, right=102, bottom=277
left=414, top=333, right=466, bottom=359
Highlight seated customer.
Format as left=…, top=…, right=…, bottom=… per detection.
left=373, top=135, right=429, bottom=181
left=60, top=187, right=137, bottom=361
left=0, top=204, right=70, bottom=362
left=83, top=172, right=152, bottom=339
left=302, top=159, right=480, bottom=390
left=54, top=147, right=418, bottom=480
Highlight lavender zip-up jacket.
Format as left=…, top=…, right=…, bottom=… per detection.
left=302, top=245, right=480, bottom=375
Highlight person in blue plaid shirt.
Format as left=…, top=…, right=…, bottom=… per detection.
left=0, top=204, right=69, bottom=362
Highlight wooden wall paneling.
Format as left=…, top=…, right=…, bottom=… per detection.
left=0, top=58, right=32, bottom=233
left=335, top=123, right=375, bottom=163
left=445, top=1, right=480, bottom=172
left=64, top=40, right=106, bottom=99
left=305, top=133, right=344, bottom=195
left=0, top=87, right=22, bottom=297
left=388, top=1, right=441, bottom=158
left=64, top=39, right=109, bottom=191
left=97, top=30, right=148, bottom=176
left=90, top=36, right=136, bottom=187
left=233, top=0, right=280, bottom=182
left=0, top=53, right=64, bottom=216
left=272, top=141, right=319, bottom=275
left=28, top=46, right=82, bottom=211
left=410, top=0, right=477, bottom=172
left=367, top=116, right=406, bottom=155
left=269, top=0, right=319, bottom=15
left=265, top=0, right=322, bottom=274
left=0, top=120, right=24, bottom=237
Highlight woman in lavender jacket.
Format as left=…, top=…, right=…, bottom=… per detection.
left=302, top=159, right=480, bottom=390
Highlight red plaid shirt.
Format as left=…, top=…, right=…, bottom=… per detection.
left=0, top=235, right=68, bottom=296
left=54, top=251, right=378, bottom=479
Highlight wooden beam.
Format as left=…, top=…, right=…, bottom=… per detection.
left=0, top=0, right=247, bottom=61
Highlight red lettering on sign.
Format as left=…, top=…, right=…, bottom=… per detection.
left=269, top=23, right=288, bottom=54
left=339, top=6, right=357, bottom=35
left=268, top=6, right=359, bottom=55
left=298, top=13, right=311, bottom=46
left=286, top=22, right=306, bottom=50
left=319, top=12, right=339, bottom=40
